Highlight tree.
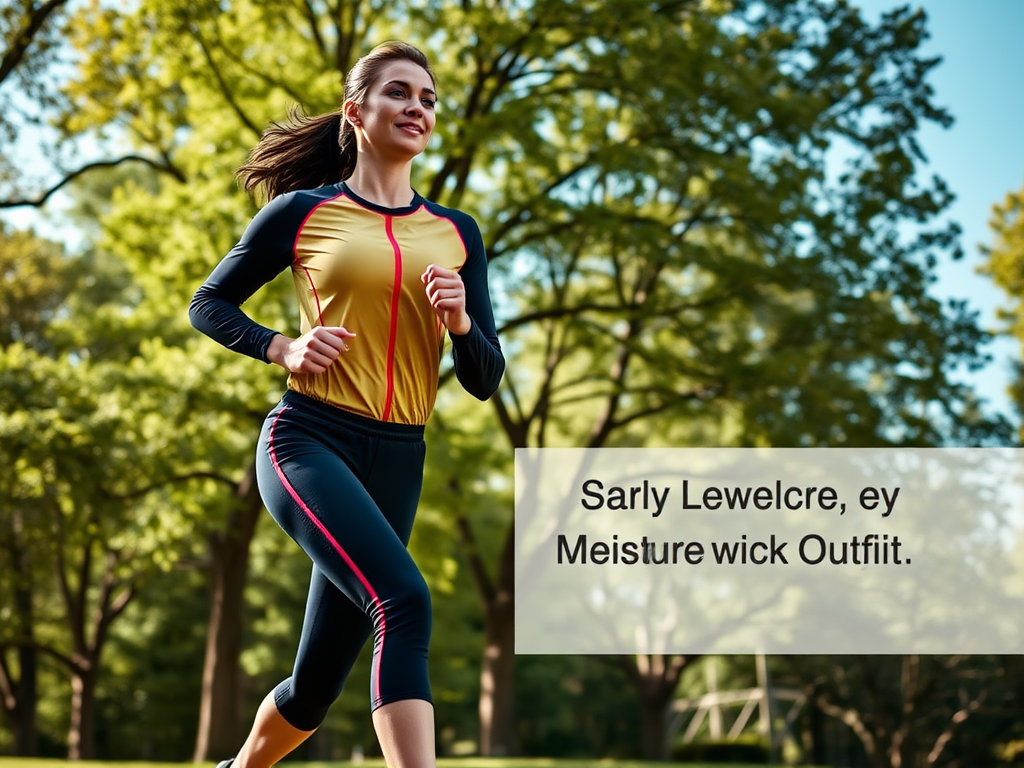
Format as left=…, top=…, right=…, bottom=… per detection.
left=0, top=223, right=78, bottom=755
left=0, top=0, right=72, bottom=195
left=982, top=181, right=1024, bottom=435
left=426, top=0, right=1006, bottom=756
left=783, top=655, right=1002, bottom=768
left=0, top=198, right=250, bottom=759
left=0, top=499, right=42, bottom=755
left=0, top=334, right=247, bottom=758
left=602, top=655, right=701, bottom=761
left=4, top=0, right=1009, bottom=760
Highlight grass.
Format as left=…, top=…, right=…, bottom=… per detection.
left=0, top=761, right=724, bottom=768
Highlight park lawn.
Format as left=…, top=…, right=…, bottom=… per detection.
left=0, top=760, right=821, bottom=768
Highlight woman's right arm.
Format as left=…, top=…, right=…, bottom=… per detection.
left=190, top=192, right=358, bottom=373
left=189, top=193, right=304, bottom=363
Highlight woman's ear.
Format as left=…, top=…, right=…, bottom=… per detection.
left=343, top=100, right=361, bottom=127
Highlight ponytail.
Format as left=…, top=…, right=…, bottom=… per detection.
left=236, top=107, right=356, bottom=201
left=236, top=41, right=434, bottom=202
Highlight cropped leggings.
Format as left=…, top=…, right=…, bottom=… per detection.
left=255, top=389, right=431, bottom=731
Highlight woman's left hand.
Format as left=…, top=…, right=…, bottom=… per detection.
left=421, top=264, right=472, bottom=335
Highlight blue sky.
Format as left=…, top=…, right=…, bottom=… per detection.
left=852, top=0, right=1024, bottom=423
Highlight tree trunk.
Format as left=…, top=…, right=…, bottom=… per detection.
left=193, top=459, right=263, bottom=762
left=68, top=664, right=98, bottom=760
left=1, top=643, right=39, bottom=756
left=2, top=528, right=39, bottom=755
left=615, top=655, right=697, bottom=761
left=478, top=592, right=515, bottom=756
left=805, top=693, right=826, bottom=767
left=11, top=644, right=38, bottom=755
left=451, top=461, right=518, bottom=758
left=638, top=688, right=673, bottom=761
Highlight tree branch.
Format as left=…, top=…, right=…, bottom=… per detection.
left=332, top=0, right=359, bottom=76
left=191, top=24, right=261, bottom=140
left=600, top=383, right=724, bottom=433
left=300, top=0, right=328, bottom=65
left=0, top=0, right=70, bottom=87
left=816, top=696, right=878, bottom=759
left=0, top=650, right=15, bottom=711
left=488, top=157, right=596, bottom=249
left=926, top=688, right=987, bottom=765
left=0, top=155, right=185, bottom=208
left=489, top=386, right=527, bottom=448
left=668, top=654, right=700, bottom=682
left=72, top=536, right=93, bottom=652
left=51, top=500, right=78, bottom=647
left=856, top=656, right=891, bottom=747
left=452, top=491, right=496, bottom=607
left=108, top=579, right=138, bottom=622
left=212, top=36, right=309, bottom=106
left=496, top=302, right=632, bottom=335
left=1, top=636, right=75, bottom=669
left=588, top=261, right=665, bottom=446
left=90, top=549, right=118, bottom=652
left=96, top=576, right=137, bottom=655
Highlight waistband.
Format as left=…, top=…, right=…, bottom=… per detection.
left=279, top=389, right=425, bottom=441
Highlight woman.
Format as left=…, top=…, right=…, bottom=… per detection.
left=189, top=41, right=504, bottom=768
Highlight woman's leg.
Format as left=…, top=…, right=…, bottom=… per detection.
left=232, top=690, right=315, bottom=768
left=233, top=699, right=437, bottom=768
left=360, top=421, right=435, bottom=768
left=234, top=565, right=372, bottom=768
left=239, top=404, right=433, bottom=768
left=373, top=699, right=435, bottom=768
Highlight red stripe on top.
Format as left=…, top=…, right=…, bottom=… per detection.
left=293, top=192, right=347, bottom=325
left=267, top=408, right=386, bottom=703
left=299, top=264, right=325, bottom=326
left=382, top=216, right=403, bottom=421
left=292, top=190, right=347, bottom=262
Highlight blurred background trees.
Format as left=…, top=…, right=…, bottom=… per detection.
left=1, top=0, right=1020, bottom=764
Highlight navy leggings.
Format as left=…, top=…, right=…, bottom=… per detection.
left=255, top=389, right=431, bottom=731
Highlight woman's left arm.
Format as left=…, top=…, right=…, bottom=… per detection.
left=444, top=215, right=505, bottom=400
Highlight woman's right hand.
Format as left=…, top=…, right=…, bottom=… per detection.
left=266, top=327, right=357, bottom=373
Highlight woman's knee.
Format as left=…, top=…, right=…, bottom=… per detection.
left=377, top=571, right=432, bottom=632
left=273, top=676, right=335, bottom=731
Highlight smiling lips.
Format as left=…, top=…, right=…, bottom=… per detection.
left=397, top=122, right=424, bottom=135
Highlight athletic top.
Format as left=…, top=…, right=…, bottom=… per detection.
left=189, top=182, right=504, bottom=425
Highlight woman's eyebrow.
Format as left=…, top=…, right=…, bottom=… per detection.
left=382, top=79, right=436, bottom=97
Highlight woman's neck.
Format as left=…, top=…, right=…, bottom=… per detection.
left=345, top=161, right=415, bottom=209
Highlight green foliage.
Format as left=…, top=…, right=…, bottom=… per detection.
left=1, top=0, right=1016, bottom=759
left=426, top=0, right=1004, bottom=449
left=982, top=182, right=1024, bottom=435
left=513, top=656, right=641, bottom=759
left=0, top=221, right=79, bottom=350
left=91, top=566, right=208, bottom=760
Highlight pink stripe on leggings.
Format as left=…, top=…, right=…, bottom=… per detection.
left=268, top=408, right=386, bottom=703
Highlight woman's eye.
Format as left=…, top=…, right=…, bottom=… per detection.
left=421, top=99, right=435, bottom=109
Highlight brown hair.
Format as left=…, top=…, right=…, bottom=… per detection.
left=236, top=41, right=435, bottom=201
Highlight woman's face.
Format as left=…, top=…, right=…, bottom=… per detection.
left=348, top=59, right=436, bottom=160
